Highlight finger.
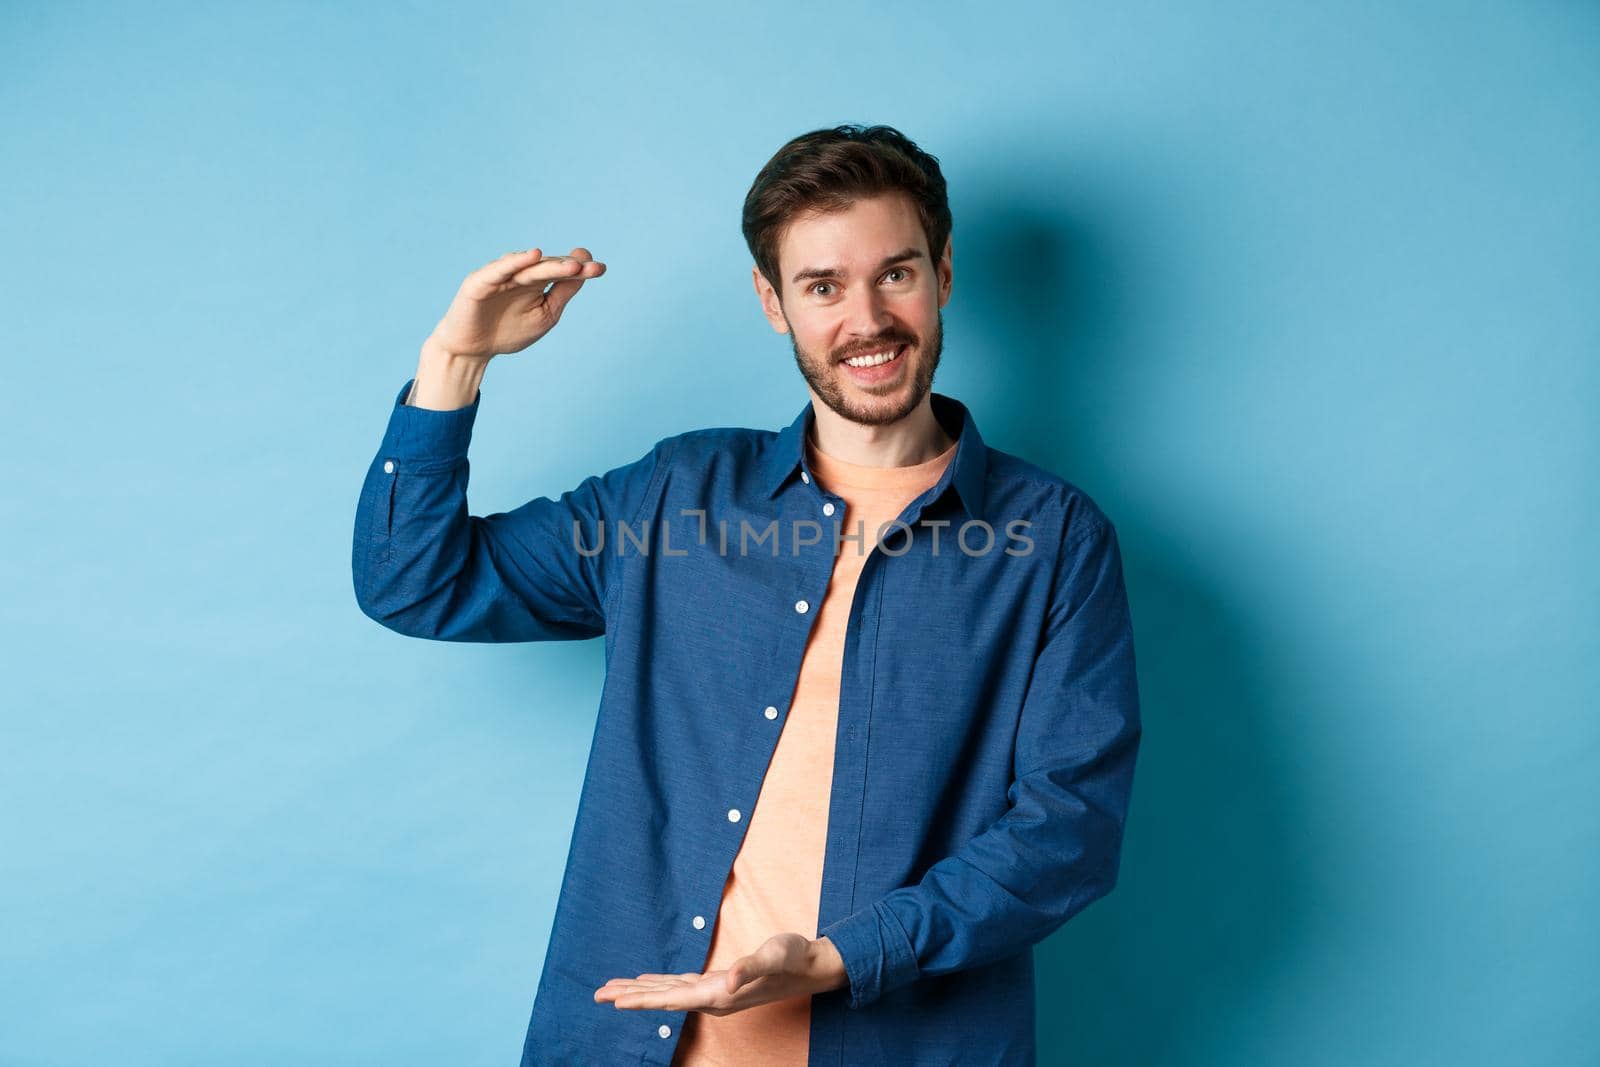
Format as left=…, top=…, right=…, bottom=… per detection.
left=597, top=983, right=669, bottom=1003
left=563, top=247, right=606, bottom=278
left=595, top=982, right=669, bottom=1003
left=505, top=245, right=595, bottom=280
left=507, top=254, right=603, bottom=287
left=614, top=988, right=695, bottom=1011
left=595, top=981, right=666, bottom=1002
left=598, top=979, right=684, bottom=1004
left=480, top=248, right=545, bottom=285
left=606, top=984, right=676, bottom=1006
left=505, top=257, right=595, bottom=289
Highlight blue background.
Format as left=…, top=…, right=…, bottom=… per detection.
left=3, top=2, right=1595, bottom=1064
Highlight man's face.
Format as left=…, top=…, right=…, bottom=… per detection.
left=754, top=192, right=952, bottom=427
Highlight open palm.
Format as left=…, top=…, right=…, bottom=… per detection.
left=594, top=933, right=837, bottom=1017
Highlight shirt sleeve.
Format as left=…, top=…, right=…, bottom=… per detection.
left=351, top=377, right=674, bottom=642
left=816, top=515, right=1142, bottom=1010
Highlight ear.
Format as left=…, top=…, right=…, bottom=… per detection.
left=753, top=265, right=790, bottom=334
left=936, top=235, right=953, bottom=308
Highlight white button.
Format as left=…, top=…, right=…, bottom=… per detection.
left=383, top=460, right=395, bottom=474
left=822, top=501, right=835, bottom=516
left=794, top=600, right=809, bottom=614
left=728, top=808, right=741, bottom=822
left=801, top=470, right=811, bottom=484
left=764, top=705, right=778, bottom=720
left=692, top=915, right=706, bottom=929
left=658, top=1024, right=672, bottom=1038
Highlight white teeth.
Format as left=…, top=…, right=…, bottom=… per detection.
left=844, top=345, right=902, bottom=368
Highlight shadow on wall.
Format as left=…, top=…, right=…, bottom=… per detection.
left=954, top=172, right=1304, bottom=1066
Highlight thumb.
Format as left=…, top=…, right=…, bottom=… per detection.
left=542, top=273, right=588, bottom=319
left=725, top=952, right=770, bottom=994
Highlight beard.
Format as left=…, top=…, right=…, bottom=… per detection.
left=786, top=307, right=944, bottom=427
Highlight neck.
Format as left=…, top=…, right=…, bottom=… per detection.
left=806, top=392, right=955, bottom=468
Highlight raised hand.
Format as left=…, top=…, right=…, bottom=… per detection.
left=426, top=246, right=607, bottom=362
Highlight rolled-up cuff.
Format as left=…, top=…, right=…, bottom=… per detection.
left=377, top=377, right=481, bottom=467
left=817, top=897, right=920, bottom=1010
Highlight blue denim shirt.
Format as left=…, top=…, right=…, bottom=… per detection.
left=352, top=378, right=1142, bottom=1066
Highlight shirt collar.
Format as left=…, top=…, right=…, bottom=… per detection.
left=762, top=391, right=989, bottom=522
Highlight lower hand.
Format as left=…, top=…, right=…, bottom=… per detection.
left=593, top=933, right=847, bottom=1017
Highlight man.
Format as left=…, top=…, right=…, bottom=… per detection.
left=352, top=123, right=1141, bottom=1066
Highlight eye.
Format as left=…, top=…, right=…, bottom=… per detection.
left=884, top=268, right=911, bottom=283
left=809, top=282, right=835, bottom=297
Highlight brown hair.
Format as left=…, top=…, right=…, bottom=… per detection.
left=742, top=123, right=952, bottom=300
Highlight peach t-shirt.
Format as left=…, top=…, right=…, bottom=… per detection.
left=670, top=425, right=957, bottom=1067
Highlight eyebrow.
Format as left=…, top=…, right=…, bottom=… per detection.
left=791, top=247, right=925, bottom=286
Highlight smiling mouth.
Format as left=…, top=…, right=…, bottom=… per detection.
left=838, top=342, right=908, bottom=367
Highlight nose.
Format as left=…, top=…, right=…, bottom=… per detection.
left=841, top=282, right=896, bottom=344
